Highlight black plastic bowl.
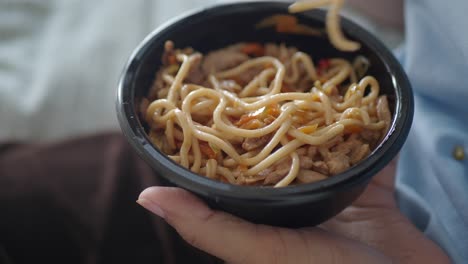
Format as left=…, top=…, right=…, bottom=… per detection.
left=116, top=1, right=413, bottom=227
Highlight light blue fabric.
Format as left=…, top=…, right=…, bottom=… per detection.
left=396, top=0, right=468, bottom=262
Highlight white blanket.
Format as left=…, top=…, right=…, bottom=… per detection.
left=0, top=0, right=401, bottom=142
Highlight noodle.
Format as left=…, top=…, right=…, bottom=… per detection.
left=142, top=2, right=391, bottom=187
left=289, top=0, right=361, bottom=52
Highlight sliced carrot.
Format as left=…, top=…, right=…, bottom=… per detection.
left=242, top=43, right=265, bottom=57
left=264, top=103, right=280, bottom=117
left=298, top=124, right=318, bottom=134
left=168, top=54, right=177, bottom=65
left=311, top=93, right=321, bottom=102
left=235, top=114, right=257, bottom=126
left=263, top=115, right=276, bottom=125
left=317, top=58, right=330, bottom=77
left=199, top=142, right=217, bottom=159
left=219, top=175, right=229, bottom=183
left=274, top=15, right=298, bottom=33
left=344, top=124, right=363, bottom=134
left=318, top=59, right=330, bottom=69
left=237, top=164, right=248, bottom=172
left=240, top=119, right=263, bottom=129
left=236, top=104, right=280, bottom=128
left=208, top=142, right=220, bottom=154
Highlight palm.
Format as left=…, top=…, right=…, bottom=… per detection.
left=322, top=159, right=399, bottom=240
left=233, top=160, right=402, bottom=264
left=272, top=159, right=447, bottom=264
left=138, top=159, right=450, bottom=264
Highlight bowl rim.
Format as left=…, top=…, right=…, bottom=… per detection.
left=116, top=0, right=413, bottom=201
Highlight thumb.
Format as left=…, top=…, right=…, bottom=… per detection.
left=137, top=186, right=271, bottom=263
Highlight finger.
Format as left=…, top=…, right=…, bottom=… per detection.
left=322, top=159, right=398, bottom=231
left=137, top=187, right=273, bottom=263
left=353, top=158, right=398, bottom=208
left=321, top=207, right=451, bottom=264
left=369, top=157, right=398, bottom=190
left=138, top=187, right=390, bottom=264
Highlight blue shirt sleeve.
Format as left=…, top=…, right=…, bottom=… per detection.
left=395, top=0, right=468, bottom=262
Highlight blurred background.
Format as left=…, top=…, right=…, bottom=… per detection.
left=0, top=0, right=403, bottom=142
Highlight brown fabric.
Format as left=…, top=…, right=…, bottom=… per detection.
left=0, top=133, right=220, bottom=264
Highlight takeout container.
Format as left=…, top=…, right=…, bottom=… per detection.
left=116, top=1, right=413, bottom=227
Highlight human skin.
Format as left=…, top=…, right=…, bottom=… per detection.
left=138, top=160, right=450, bottom=263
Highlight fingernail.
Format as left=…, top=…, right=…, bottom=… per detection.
left=137, top=198, right=166, bottom=219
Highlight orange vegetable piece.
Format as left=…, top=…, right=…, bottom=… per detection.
left=264, top=103, right=280, bottom=117
left=317, top=58, right=330, bottom=77
left=318, top=59, right=330, bottom=69
left=311, top=93, right=321, bottom=102
left=298, top=124, right=318, bottom=134
left=199, top=142, right=217, bottom=159
left=235, top=114, right=257, bottom=126
left=241, top=119, right=263, bottom=129
left=219, top=175, right=229, bottom=183
left=168, top=55, right=177, bottom=65
left=274, top=15, right=298, bottom=33
left=242, top=43, right=265, bottom=57
left=238, top=164, right=248, bottom=172
left=344, top=125, right=363, bottom=134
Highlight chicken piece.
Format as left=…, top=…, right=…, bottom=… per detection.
left=319, top=147, right=350, bottom=175
left=259, top=160, right=291, bottom=185
left=296, top=147, right=308, bottom=156
left=299, top=155, right=314, bottom=169
left=202, top=48, right=249, bottom=74
left=350, top=144, right=370, bottom=165
left=219, top=80, right=242, bottom=93
left=326, top=152, right=350, bottom=175
left=307, top=146, right=318, bottom=157
left=377, top=95, right=391, bottom=136
left=377, top=95, right=391, bottom=123
left=161, top=40, right=176, bottom=66
left=242, top=134, right=271, bottom=151
left=185, top=55, right=205, bottom=84
left=238, top=176, right=266, bottom=185
left=312, top=161, right=329, bottom=175
left=361, top=129, right=381, bottom=147
left=236, top=66, right=265, bottom=86
left=333, top=135, right=361, bottom=155
left=233, top=165, right=265, bottom=186
left=331, top=135, right=371, bottom=166
left=319, top=136, right=344, bottom=149
left=149, top=71, right=166, bottom=100
left=264, top=43, right=298, bottom=63
left=367, top=101, right=377, bottom=117
left=296, top=170, right=328, bottom=184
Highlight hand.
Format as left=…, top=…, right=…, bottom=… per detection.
left=137, top=161, right=450, bottom=264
